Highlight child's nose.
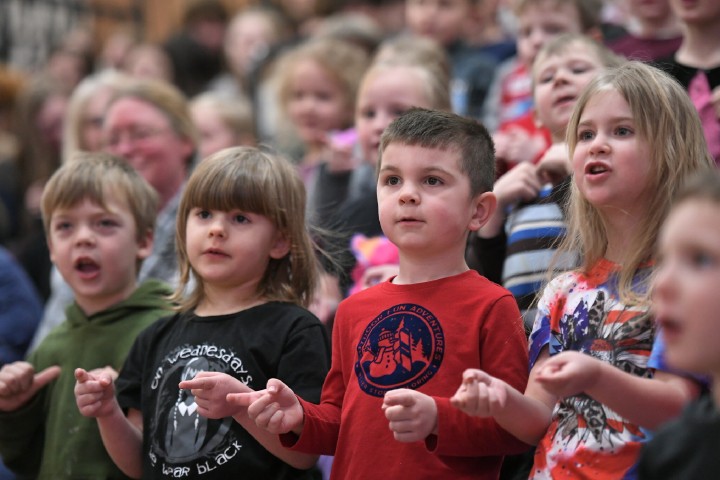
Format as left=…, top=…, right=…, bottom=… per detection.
left=208, top=218, right=226, bottom=237
left=75, top=224, right=96, bottom=246
left=589, top=133, right=610, bottom=155
left=553, top=68, right=571, bottom=85
left=529, top=30, right=547, bottom=54
left=373, top=112, right=392, bottom=134
left=399, top=183, right=420, bottom=204
left=298, top=95, right=318, bottom=113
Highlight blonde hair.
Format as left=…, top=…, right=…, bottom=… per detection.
left=41, top=152, right=159, bottom=271
left=312, top=12, right=384, bottom=54
left=62, top=69, right=130, bottom=162
left=173, top=147, right=320, bottom=311
left=368, top=34, right=452, bottom=112
left=276, top=37, right=370, bottom=129
left=108, top=78, right=198, bottom=163
left=373, top=33, right=451, bottom=78
left=190, top=91, right=256, bottom=144
left=562, top=61, right=715, bottom=305
left=531, top=33, right=625, bottom=85
left=359, top=62, right=451, bottom=116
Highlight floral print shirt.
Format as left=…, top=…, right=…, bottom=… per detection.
left=528, top=259, right=654, bottom=479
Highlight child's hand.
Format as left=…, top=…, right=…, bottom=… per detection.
left=226, top=378, right=303, bottom=435
left=537, top=143, right=571, bottom=186
left=534, top=351, right=600, bottom=398
left=494, top=127, right=547, bottom=167
left=382, top=389, right=438, bottom=442
left=74, top=367, right=118, bottom=418
left=325, top=129, right=359, bottom=174
left=450, top=369, right=508, bottom=417
left=492, top=161, right=542, bottom=210
left=0, top=362, right=61, bottom=411
left=179, top=371, right=252, bottom=419
left=87, top=365, right=119, bottom=382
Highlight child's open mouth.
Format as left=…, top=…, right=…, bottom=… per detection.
left=585, top=162, right=610, bottom=176
left=75, top=257, right=100, bottom=278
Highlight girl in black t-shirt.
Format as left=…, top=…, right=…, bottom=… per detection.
left=75, top=147, right=331, bottom=479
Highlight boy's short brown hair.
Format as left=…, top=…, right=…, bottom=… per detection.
left=378, top=107, right=495, bottom=197
left=41, top=152, right=158, bottom=244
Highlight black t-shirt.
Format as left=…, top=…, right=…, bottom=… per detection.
left=654, top=57, right=720, bottom=91
left=639, top=394, right=720, bottom=479
left=116, top=302, right=330, bottom=479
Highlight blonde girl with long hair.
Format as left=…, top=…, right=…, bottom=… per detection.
left=451, top=61, right=716, bottom=479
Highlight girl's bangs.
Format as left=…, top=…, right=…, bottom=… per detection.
left=183, top=158, right=273, bottom=217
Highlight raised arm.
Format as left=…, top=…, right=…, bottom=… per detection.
left=534, top=351, right=701, bottom=429
left=477, top=162, right=542, bottom=239
left=181, top=373, right=317, bottom=470
left=74, top=368, right=143, bottom=479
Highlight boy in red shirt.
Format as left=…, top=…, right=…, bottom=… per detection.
left=232, top=108, right=530, bottom=479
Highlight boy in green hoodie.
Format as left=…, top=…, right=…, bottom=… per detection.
left=0, top=152, right=174, bottom=479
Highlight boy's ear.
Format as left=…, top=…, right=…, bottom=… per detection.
left=47, top=236, right=57, bottom=265
left=269, top=232, right=291, bottom=260
left=137, top=229, right=154, bottom=261
left=468, top=191, right=497, bottom=232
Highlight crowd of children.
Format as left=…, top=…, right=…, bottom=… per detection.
left=0, top=0, right=719, bottom=478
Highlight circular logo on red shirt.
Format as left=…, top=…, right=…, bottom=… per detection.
left=355, top=303, right=444, bottom=397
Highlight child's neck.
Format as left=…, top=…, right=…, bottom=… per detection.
left=628, top=16, right=681, bottom=39
left=195, top=285, right=265, bottom=316
left=393, top=250, right=469, bottom=285
left=76, top=281, right=138, bottom=317
left=676, top=23, right=720, bottom=68
left=602, top=209, right=645, bottom=264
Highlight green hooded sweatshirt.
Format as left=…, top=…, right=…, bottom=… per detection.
left=0, top=279, right=173, bottom=479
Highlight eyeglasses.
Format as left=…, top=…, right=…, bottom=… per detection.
left=103, top=126, right=171, bottom=149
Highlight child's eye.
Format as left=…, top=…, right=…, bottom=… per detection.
left=571, top=66, right=590, bottom=75
left=538, top=73, right=554, bottom=84
left=360, top=108, right=376, bottom=119
left=316, top=91, right=332, bottom=102
left=53, top=221, right=72, bottom=232
left=543, top=24, right=565, bottom=35
left=578, top=129, right=595, bottom=141
left=385, top=176, right=401, bottom=186
left=233, top=214, right=249, bottom=224
left=97, top=218, right=118, bottom=229
left=392, top=107, right=409, bottom=117
left=690, top=250, right=716, bottom=269
left=425, top=176, right=443, bottom=186
left=196, top=209, right=211, bottom=219
left=615, top=126, right=633, bottom=136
